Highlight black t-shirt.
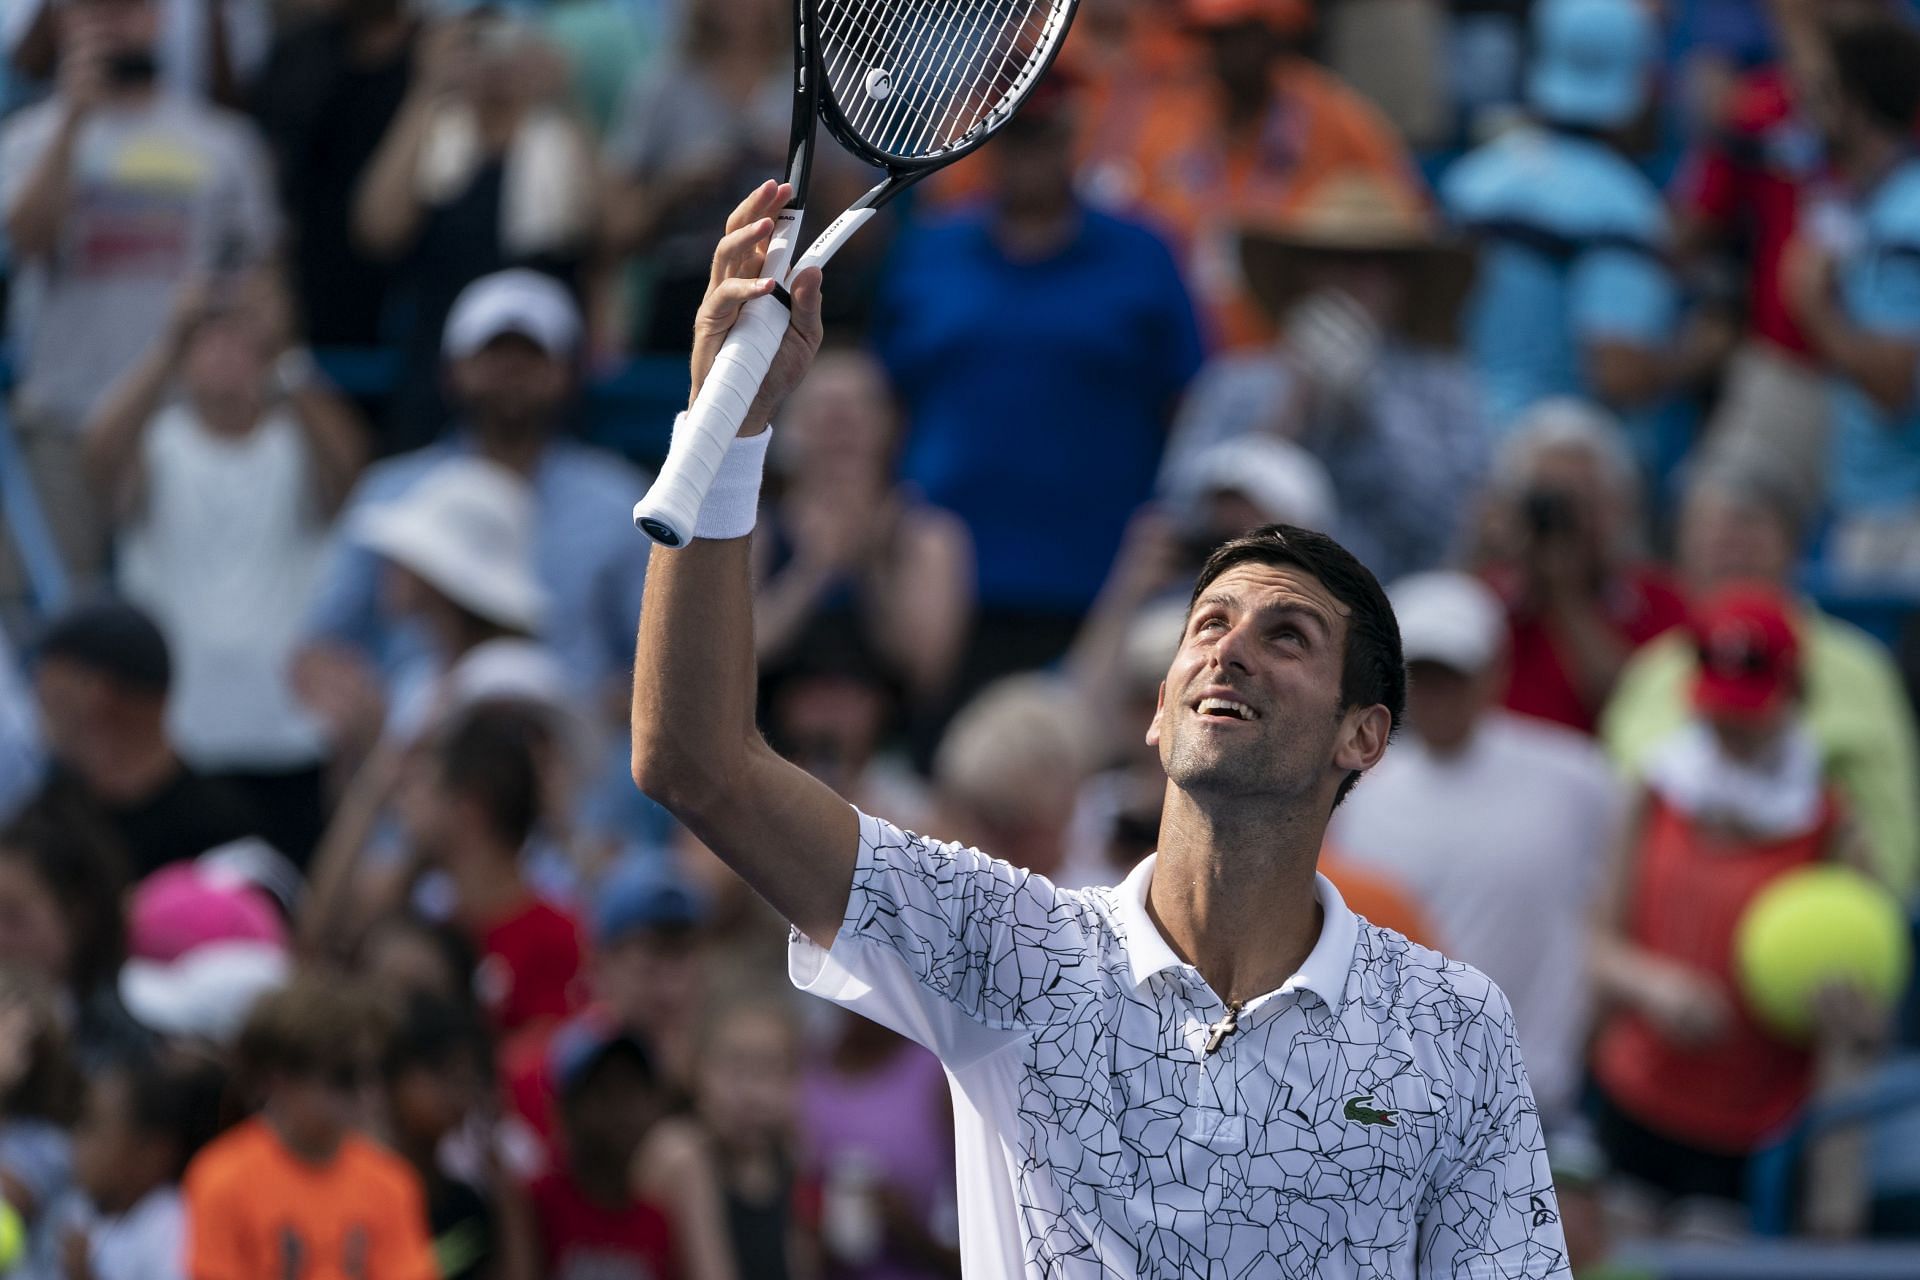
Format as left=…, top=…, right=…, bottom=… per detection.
left=250, top=16, right=416, bottom=346
left=96, top=766, right=266, bottom=880
left=428, top=1176, right=497, bottom=1280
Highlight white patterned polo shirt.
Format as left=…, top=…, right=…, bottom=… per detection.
left=790, top=810, right=1571, bottom=1277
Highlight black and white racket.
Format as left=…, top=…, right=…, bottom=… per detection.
left=632, top=0, right=1080, bottom=547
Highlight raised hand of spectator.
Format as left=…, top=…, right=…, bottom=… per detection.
left=1780, top=235, right=1836, bottom=326
left=1632, top=957, right=1733, bottom=1049
left=0, top=992, right=34, bottom=1096
left=414, top=18, right=480, bottom=104
left=1809, top=980, right=1891, bottom=1057
left=55, top=17, right=109, bottom=115
left=292, top=645, right=388, bottom=764
left=786, top=489, right=880, bottom=578
left=59, top=1224, right=94, bottom=1280
left=1283, top=287, right=1384, bottom=406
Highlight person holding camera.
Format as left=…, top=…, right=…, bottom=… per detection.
left=0, top=0, right=278, bottom=583
left=1470, top=398, right=1688, bottom=735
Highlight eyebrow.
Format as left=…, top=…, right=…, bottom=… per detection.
left=1192, top=593, right=1334, bottom=639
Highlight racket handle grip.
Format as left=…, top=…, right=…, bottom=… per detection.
left=632, top=290, right=791, bottom=547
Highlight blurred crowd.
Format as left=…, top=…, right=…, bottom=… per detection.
left=1, top=0, right=1920, bottom=1275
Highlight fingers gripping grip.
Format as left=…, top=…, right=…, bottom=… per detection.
left=632, top=289, right=791, bottom=546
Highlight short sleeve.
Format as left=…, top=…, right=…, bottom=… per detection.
left=1416, top=988, right=1571, bottom=1278
left=375, top=1165, right=441, bottom=1280
left=789, top=810, right=1107, bottom=1068
left=1569, top=245, right=1677, bottom=345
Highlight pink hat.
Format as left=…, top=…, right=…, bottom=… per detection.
left=128, top=863, right=287, bottom=962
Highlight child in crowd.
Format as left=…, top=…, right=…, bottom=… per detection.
left=0, top=965, right=80, bottom=1269
left=383, top=993, right=536, bottom=1280
left=38, top=1054, right=223, bottom=1280
left=529, top=1023, right=679, bottom=1279
left=401, top=702, right=585, bottom=1038
left=637, top=998, right=819, bottom=1280
left=182, top=977, right=438, bottom=1280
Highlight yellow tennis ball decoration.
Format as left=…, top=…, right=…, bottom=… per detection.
left=0, top=1198, right=25, bottom=1270
left=1734, top=865, right=1913, bottom=1042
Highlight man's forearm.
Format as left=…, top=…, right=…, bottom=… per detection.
left=1798, top=292, right=1920, bottom=414
left=5, top=109, right=84, bottom=259
left=630, top=528, right=761, bottom=816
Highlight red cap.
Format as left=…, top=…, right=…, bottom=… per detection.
left=1184, top=0, right=1314, bottom=32
left=1690, top=585, right=1801, bottom=722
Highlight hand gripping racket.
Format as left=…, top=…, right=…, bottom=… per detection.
left=632, top=0, right=1080, bottom=546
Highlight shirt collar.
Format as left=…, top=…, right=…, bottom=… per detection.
left=1112, top=854, right=1360, bottom=1007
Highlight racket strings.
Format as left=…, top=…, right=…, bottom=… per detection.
left=818, top=0, right=1070, bottom=159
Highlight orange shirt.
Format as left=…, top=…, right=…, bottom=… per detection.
left=184, top=1119, right=439, bottom=1280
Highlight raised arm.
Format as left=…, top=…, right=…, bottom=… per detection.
left=629, top=181, right=856, bottom=946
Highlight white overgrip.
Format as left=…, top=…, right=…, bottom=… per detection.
left=632, top=206, right=804, bottom=547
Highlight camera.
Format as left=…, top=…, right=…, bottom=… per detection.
left=1522, top=489, right=1577, bottom=538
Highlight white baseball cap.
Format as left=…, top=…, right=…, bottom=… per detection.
left=1390, top=571, right=1506, bottom=673
left=1177, top=436, right=1337, bottom=533
left=354, top=457, right=548, bottom=633
left=442, top=269, right=582, bottom=361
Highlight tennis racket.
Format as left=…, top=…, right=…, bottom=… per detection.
left=632, top=0, right=1080, bottom=547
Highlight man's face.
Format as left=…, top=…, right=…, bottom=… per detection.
left=1405, top=660, right=1495, bottom=754
left=61, top=0, right=157, bottom=65
left=32, top=657, right=112, bottom=770
left=1148, top=562, right=1358, bottom=804
left=448, top=334, right=570, bottom=433
left=1676, top=487, right=1793, bottom=594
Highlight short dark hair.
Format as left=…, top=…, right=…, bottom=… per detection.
left=34, top=600, right=171, bottom=696
left=114, top=1054, right=228, bottom=1179
left=1187, top=525, right=1405, bottom=807
left=1831, top=18, right=1920, bottom=132
left=0, top=792, right=129, bottom=995
left=237, top=976, right=390, bottom=1082
left=434, top=700, right=549, bottom=850
left=382, top=992, right=491, bottom=1081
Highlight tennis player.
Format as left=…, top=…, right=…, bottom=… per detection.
left=632, top=182, right=1571, bottom=1276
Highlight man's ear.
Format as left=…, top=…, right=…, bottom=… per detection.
left=1145, top=681, right=1168, bottom=748
left=1332, top=703, right=1392, bottom=776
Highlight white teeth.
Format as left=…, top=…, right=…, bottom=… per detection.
left=1197, top=697, right=1256, bottom=721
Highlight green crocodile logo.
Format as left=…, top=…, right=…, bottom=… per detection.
left=1344, top=1096, right=1397, bottom=1127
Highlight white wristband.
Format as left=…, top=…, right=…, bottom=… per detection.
left=689, top=417, right=773, bottom=540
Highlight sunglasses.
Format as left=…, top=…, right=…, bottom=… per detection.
left=1696, top=641, right=1781, bottom=679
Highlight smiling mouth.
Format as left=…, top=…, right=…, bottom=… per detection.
left=1195, top=696, right=1259, bottom=722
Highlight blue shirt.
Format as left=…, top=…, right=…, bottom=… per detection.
left=1830, top=157, right=1920, bottom=513
left=1442, top=125, right=1679, bottom=430
left=874, top=206, right=1203, bottom=611
left=302, top=437, right=650, bottom=697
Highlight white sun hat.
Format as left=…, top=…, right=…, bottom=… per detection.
left=354, top=457, right=548, bottom=633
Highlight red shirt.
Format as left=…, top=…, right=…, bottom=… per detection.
left=1672, top=67, right=1821, bottom=358
left=1592, top=792, right=1834, bottom=1153
left=475, top=899, right=585, bottom=1035
left=1495, top=565, right=1689, bottom=735
left=530, top=1171, right=680, bottom=1280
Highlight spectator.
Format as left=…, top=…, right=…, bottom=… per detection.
left=1329, top=571, right=1624, bottom=1128
left=637, top=998, right=817, bottom=1280
left=1160, top=170, right=1487, bottom=583
left=875, top=76, right=1202, bottom=694
left=528, top=1025, right=680, bottom=1279
left=82, top=273, right=370, bottom=867
left=383, top=993, right=537, bottom=1280
left=354, top=14, right=596, bottom=446
left=351, top=910, right=479, bottom=1014
left=0, top=800, right=141, bottom=1066
left=1470, top=399, right=1688, bottom=734
left=28, top=601, right=266, bottom=879
left=756, top=351, right=973, bottom=723
left=0, top=0, right=277, bottom=580
left=1603, top=457, right=1920, bottom=895
left=117, top=861, right=291, bottom=1049
left=1441, top=0, right=1713, bottom=430
left=296, top=271, right=649, bottom=840
left=0, top=626, right=41, bottom=825
left=1780, top=16, right=1920, bottom=579
left=36, top=1055, right=224, bottom=1280
left=184, top=977, right=438, bottom=1280
left=1589, top=585, right=1885, bottom=1235
left=930, top=675, right=1096, bottom=885
left=250, top=0, right=421, bottom=347
left=1669, top=0, right=1902, bottom=517
left=1117, top=0, right=1424, bottom=349
left=396, top=701, right=586, bottom=1039
left=8, top=0, right=270, bottom=104
left=0, top=964, right=80, bottom=1261
left=602, top=0, right=790, bottom=353
left=798, top=1012, right=958, bottom=1279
